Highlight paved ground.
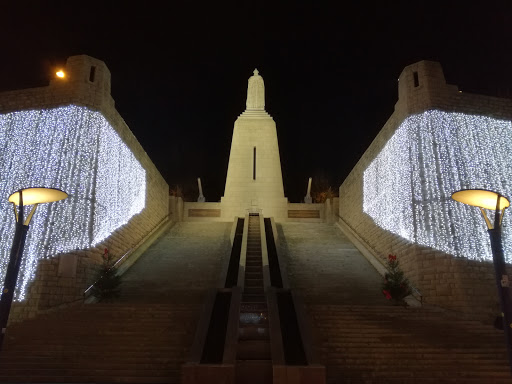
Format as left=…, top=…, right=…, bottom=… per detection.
left=276, top=222, right=389, bottom=305
left=118, top=222, right=233, bottom=304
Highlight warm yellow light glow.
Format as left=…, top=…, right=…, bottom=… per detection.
left=56, top=70, right=65, bottom=78
left=451, top=189, right=510, bottom=210
left=8, top=188, right=68, bottom=206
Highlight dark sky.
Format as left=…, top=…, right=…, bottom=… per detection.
left=1, top=1, right=511, bottom=202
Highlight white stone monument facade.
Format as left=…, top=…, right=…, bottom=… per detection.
left=221, top=69, right=288, bottom=219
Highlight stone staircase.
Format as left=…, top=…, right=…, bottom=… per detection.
left=0, top=222, right=232, bottom=383
left=308, top=304, right=511, bottom=383
left=236, top=214, right=272, bottom=383
left=0, top=302, right=200, bottom=383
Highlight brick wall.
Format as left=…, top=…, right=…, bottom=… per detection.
left=338, top=60, right=512, bottom=321
left=0, top=55, right=169, bottom=322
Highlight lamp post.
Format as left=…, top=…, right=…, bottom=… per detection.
left=0, top=187, right=68, bottom=350
left=451, top=189, right=512, bottom=372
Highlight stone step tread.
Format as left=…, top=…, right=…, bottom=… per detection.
left=0, top=363, right=183, bottom=371
left=14, top=317, right=197, bottom=325
left=245, top=273, right=263, bottom=278
left=240, top=304, right=267, bottom=313
left=316, top=322, right=501, bottom=328
left=239, top=325, right=270, bottom=340
left=325, top=380, right=511, bottom=384
left=326, top=369, right=512, bottom=377
left=313, top=316, right=498, bottom=323
left=0, top=375, right=178, bottom=383
left=242, top=297, right=266, bottom=303
left=322, top=354, right=507, bottom=361
left=0, top=358, right=185, bottom=365
left=319, top=346, right=505, bottom=352
left=236, top=339, right=271, bottom=360
left=8, top=328, right=193, bottom=334
left=0, top=368, right=179, bottom=375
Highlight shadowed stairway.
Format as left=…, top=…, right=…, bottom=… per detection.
left=310, top=304, right=510, bottom=383
left=0, top=220, right=510, bottom=383
left=278, top=222, right=511, bottom=383
left=0, top=222, right=232, bottom=383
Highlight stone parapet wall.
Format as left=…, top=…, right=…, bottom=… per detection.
left=183, top=202, right=224, bottom=222
left=286, top=203, right=324, bottom=223
left=1, top=55, right=169, bottom=322
left=173, top=199, right=337, bottom=224
left=339, top=60, right=512, bottom=321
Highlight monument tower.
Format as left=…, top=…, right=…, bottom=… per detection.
left=221, top=69, right=288, bottom=218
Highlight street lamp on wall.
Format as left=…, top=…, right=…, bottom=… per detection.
left=451, top=189, right=512, bottom=373
left=0, top=187, right=68, bottom=350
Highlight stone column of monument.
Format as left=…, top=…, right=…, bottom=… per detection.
left=221, top=69, right=288, bottom=219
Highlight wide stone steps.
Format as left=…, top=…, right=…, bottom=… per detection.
left=0, top=303, right=200, bottom=384
left=0, top=375, right=175, bottom=383
left=307, top=304, right=511, bottom=383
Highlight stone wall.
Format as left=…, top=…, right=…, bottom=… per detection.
left=287, top=203, right=324, bottom=223
left=0, top=55, right=169, bottom=321
left=170, top=198, right=337, bottom=224
left=338, top=60, right=512, bottom=321
left=183, top=202, right=224, bottom=221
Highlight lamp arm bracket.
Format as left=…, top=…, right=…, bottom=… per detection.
left=11, top=203, right=18, bottom=223
left=24, top=204, right=38, bottom=226
left=479, top=207, right=494, bottom=230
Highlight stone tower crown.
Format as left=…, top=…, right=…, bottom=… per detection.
left=50, top=55, right=112, bottom=95
left=48, top=54, right=114, bottom=112
left=395, top=60, right=459, bottom=115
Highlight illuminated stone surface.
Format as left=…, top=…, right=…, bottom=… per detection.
left=0, top=105, right=146, bottom=300
left=222, top=70, right=288, bottom=218
left=364, top=110, right=512, bottom=262
left=339, top=60, right=512, bottom=317
left=0, top=55, right=167, bottom=320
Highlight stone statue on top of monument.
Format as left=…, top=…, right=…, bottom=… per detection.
left=246, top=69, right=265, bottom=111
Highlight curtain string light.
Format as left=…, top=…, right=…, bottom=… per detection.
left=364, top=110, right=512, bottom=262
left=0, top=105, right=145, bottom=300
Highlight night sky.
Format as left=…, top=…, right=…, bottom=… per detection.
left=2, top=2, right=511, bottom=202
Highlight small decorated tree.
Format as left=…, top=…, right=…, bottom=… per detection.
left=91, top=248, right=122, bottom=301
left=382, top=254, right=411, bottom=303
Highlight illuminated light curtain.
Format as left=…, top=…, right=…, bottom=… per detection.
left=0, top=105, right=146, bottom=300
left=364, top=110, right=512, bottom=262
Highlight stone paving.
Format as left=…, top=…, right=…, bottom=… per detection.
left=118, top=222, right=233, bottom=304
left=276, top=222, right=389, bottom=305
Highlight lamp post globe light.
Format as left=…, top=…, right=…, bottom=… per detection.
left=0, top=187, right=68, bottom=350
left=451, top=189, right=512, bottom=372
